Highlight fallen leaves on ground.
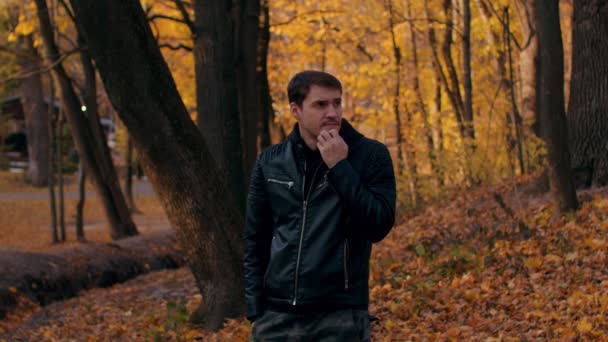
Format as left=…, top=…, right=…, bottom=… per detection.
left=2, top=178, right=608, bottom=340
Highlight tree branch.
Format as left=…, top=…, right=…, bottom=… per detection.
left=159, top=43, right=193, bottom=51
left=271, top=10, right=344, bottom=27
left=147, top=14, right=188, bottom=25
left=172, top=0, right=195, bottom=35
left=0, top=48, right=83, bottom=84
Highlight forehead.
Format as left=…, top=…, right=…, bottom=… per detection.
left=305, top=85, right=342, bottom=102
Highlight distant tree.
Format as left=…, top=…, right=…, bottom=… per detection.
left=69, top=0, right=244, bottom=330
left=34, top=0, right=138, bottom=239
left=15, top=34, right=50, bottom=187
left=535, top=0, right=578, bottom=213
left=567, top=0, right=608, bottom=187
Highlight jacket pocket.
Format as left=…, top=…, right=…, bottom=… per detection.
left=267, top=178, right=294, bottom=190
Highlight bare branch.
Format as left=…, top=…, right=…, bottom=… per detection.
left=271, top=10, right=344, bottom=27
left=0, top=47, right=83, bottom=84
left=147, top=14, right=188, bottom=25
left=159, top=43, right=193, bottom=51
left=57, top=0, right=76, bottom=23
left=172, top=0, right=195, bottom=34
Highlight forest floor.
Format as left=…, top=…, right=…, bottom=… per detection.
left=1, top=172, right=608, bottom=341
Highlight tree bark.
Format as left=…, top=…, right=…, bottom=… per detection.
left=34, top=0, right=138, bottom=240
left=57, top=111, right=66, bottom=241
left=387, top=0, right=419, bottom=206
left=194, top=0, right=247, bottom=214
left=567, top=0, right=608, bottom=187
left=68, top=0, right=245, bottom=330
left=76, top=160, right=85, bottom=241
left=406, top=1, right=440, bottom=187
left=236, top=0, right=261, bottom=184
left=535, top=0, right=578, bottom=213
left=125, top=133, right=138, bottom=212
left=517, top=0, right=540, bottom=136
left=257, top=0, right=273, bottom=150
left=462, top=0, right=475, bottom=141
left=16, top=35, right=50, bottom=187
left=48, top=75, right=58, bottom=244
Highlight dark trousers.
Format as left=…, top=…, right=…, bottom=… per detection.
left=252, top=309, right=371, bottom=342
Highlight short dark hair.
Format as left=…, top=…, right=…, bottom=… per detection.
left=287, top=70, right=342, bottom=107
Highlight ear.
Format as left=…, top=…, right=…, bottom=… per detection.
left=290, top=102, right=302, bottom=121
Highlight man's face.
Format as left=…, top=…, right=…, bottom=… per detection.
left=290, top=85, right=342, bottom=140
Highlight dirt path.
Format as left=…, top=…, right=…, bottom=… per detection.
left=0, top=180, right=154, bottom=201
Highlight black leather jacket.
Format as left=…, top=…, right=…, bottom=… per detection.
left=244, top=119, right=396, bottom=320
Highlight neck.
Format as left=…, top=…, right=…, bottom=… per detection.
left=299, top=128, right=318, bottom=150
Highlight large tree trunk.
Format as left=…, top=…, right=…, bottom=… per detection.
left=68, top=0, right=245, bottom=330
left=236, top=0, right=261, bottom=184
left=567, top=0, right=608, bottom=187
left=257, top=0, right=273, bottom=150
left=34, top=0, right=138, bottom=240
left=48, top=75, right=59, bottom=244
left=535, top=0, right=578, bottom=213
left=16, top=35, right=50, bottom=187
left=194, top=0, right=247, bottom=214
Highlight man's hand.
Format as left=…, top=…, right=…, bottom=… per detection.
left=317, top=129, right=348, bottom=168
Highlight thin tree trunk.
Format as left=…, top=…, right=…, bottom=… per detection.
left=125, top=133, right=139, bottom=212
left=48, top=76, right=58, bottom=244
left=35, top=0, right=138, bottom=240
left=567, top=0, right=608, bottom=187
left=441, top=0, right=467, bottom=138
left=236, top=0, right=261, bottom=183
left=57, top=110, right=66, bottom=241
left=76, top=160, right=85, bottom=241
left=387, top=0, right=418, bottom=206
left=257, top=0, right=272, bottom=150
left=194, top=0, right=247, bottom=214
left=517, top=0, right=540, bottom=136
left=406, top=1, right=439, bottom=186
left=69, top=0, right=244, bottom=330
left=504, top=7, right=525, bottom=175
left=462, top=0, right=475, bottom=141
left=535, top=0, right=578, bottom=213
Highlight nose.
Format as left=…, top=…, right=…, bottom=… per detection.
left=327, top=103, right=340, bottom=118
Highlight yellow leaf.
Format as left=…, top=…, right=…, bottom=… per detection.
left=577, top=319, right=592, bottom=333
left=7, top=32, right=17, bottom=43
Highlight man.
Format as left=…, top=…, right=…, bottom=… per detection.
left=244, top=70, right=396, bottom=341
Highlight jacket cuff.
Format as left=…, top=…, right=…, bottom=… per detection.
left=327, top=159, right=358, bottom=194
left=246, top=295, right=265, bottom=322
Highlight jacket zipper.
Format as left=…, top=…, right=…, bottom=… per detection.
left=267, top=178, right=294, bottom=190
left=344, top=239, right=350, bottom=290
left=292, top=160, right=321, bottom=305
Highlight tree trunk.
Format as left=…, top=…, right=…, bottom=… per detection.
left=236, top=0, right=261, bottom=183
left=461, top=0, right=475, bottom=141
left=57, top=111, right=66, bottom=241
left=406, top=1, right=439, bottom=187
left=194, top=0, right=247, bottom=214
left=387, top=0, right=418, bottom=206
left=517, top=0, right=540, bottom=136
left=35, top=0, right=138, bottom=240
left=48, top=75, right=58, bottom=244
left=567, top=0, right=608, bottom=187
left=535, top=0, right=578, bottom=213
left=257, top=0, right=273, bottom=150
left=17, top=35, right=50, bottom=187
left=125, top=133, right=139, bottom=212
left=76, top=160, right=86, bottom=241
left=68, top=0, right=245, bottom=330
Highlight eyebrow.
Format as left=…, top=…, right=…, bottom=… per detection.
left=312, top=97, right=341, bottom=104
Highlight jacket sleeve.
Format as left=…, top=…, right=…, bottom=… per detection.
left=243, top=156, right=273, bottom=321
left=327, top=142, right=396, bottom=242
